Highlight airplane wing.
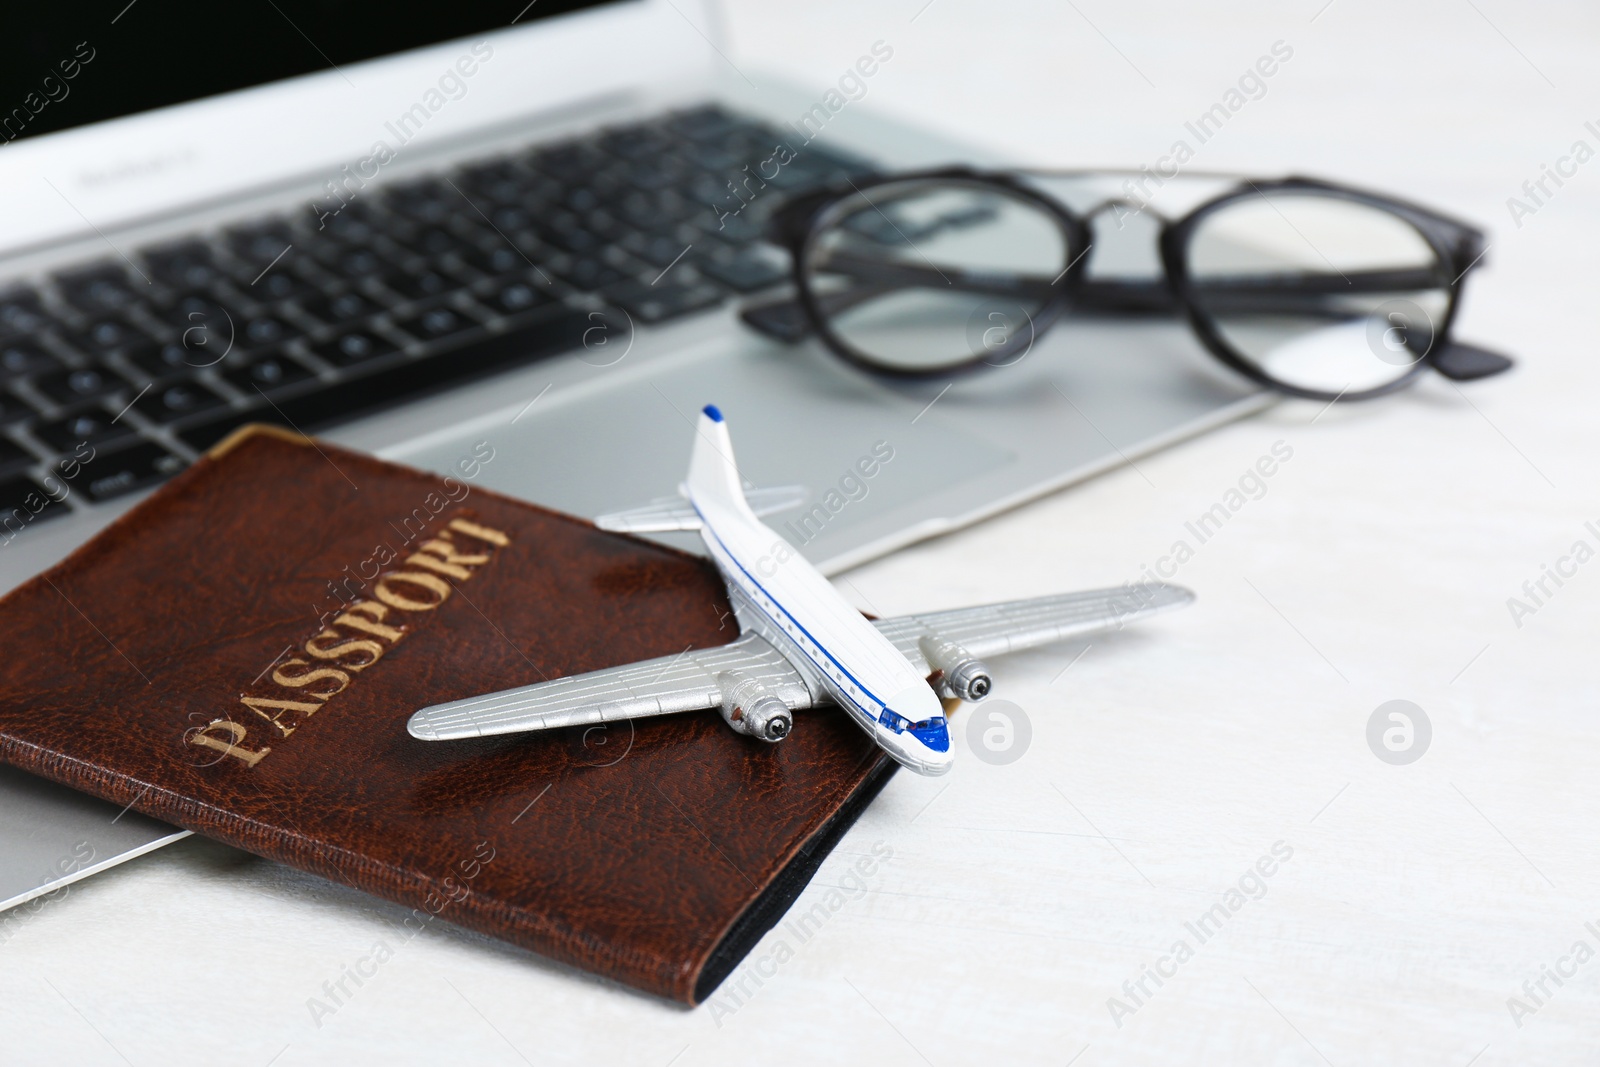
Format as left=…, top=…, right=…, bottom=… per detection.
left=407, top=632, right=819, bottom=740
left=872, top=583, right=1194, bottom=668
left=594, top=484, right=806, bottom=534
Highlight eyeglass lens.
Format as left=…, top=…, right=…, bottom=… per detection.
left=1184, top=191, right=1451, bottom=394
left=801, top=180, right=1072, bottom=373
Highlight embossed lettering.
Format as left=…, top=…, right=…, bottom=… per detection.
left=447, top=517, right=510, bottom=546
left=188, top=719, right=271, bottom=766
left=239, top=694, right=324, bottom=737
left=374, top=571, right=452, bottom=611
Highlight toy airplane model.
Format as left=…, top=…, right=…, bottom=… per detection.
left=408, top=405, right=1193, bottom=775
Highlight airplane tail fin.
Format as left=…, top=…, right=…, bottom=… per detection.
left=686, top=404, right=750, bottom=515
left=595, top=406, right=806, bottom=533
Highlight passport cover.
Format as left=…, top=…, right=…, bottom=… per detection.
left=0, top=426, right=895, bottom=1003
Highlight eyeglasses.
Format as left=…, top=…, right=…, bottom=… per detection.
left=738, top=168, right=1513, bottom=401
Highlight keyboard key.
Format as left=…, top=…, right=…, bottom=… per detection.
left=384, top=178, right=454, bottom=223
left=247, top=267, right=316, bottom=302
left=395, top=305, right=480, bottom=343
left=541, top=219, right=601, bottom=255
left=489, top=205, right=533, bottom=232
left=394, top=226, right=473, bottom=259
left=238, top=260, right=313, bottom=302
left=0, top=289, right=49, bottom=334
left=601, top=279, right=724, bottom=324
left=0, top=341, right=60, bottom=378
left=144, top=241, right=226, bottom=289
left=225, top=220, right=295, bottom=265
left=124, top=341, right=207, bottom=382
left=530, top=144, right=609, bottom=184
left=179, top=305, right=590, bottom=451
left=135, top=381, right=231, bottom=424
left=32, top=363, right=129, bottom=406
left=299, top=291, right=380, bottom=326
left=239, top=314, right=301, bottom=350
left=52, top=267, right=142, bottom=314
left=69, top=441, right=186, bottom=502
left=0, top=392, right=38, bottom=425
left=564, top=186, right=604, bottom=213
left=555, top=258, right=627, bottom=291
left=481, top=279, right=552, bottom=316
left=0, top=474, right=67, bottom=534
left=0, top=437, right=36, bottom=476
left=312, top=330, right=397, bottom=367
left=458, top=158, right=525, bottom=193
left=381, top=270, right=456, bottom=303
left=322, top=209, right=379, bottom=246
left=317, top=245, right=387, bottom=281
left=621, top=233, right=695, bottom=270
left=221, top=352, right=317, bottom=395
left=621, top=162, right=679, bottom=193
left=32, top=408, right=138, bottom=452
left=457, top=245, right=530, bottom=279
left=63, top=318, right=153, bottom=356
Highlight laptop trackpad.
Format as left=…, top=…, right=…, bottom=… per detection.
left=406, top=344, right=1015, bottom=565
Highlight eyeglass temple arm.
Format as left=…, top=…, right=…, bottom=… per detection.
left=739, top=257, right=1456, bottom=343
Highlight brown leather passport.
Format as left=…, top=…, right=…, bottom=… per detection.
left=0, top=426, right=894, bottom=1003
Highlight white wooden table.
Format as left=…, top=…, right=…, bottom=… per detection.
left=6, top=1, right=1598, bottom=1063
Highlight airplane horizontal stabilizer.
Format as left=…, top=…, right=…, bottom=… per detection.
left=594, top=497, right=702, bottom=533
left=596, top=484, right=806, bottom=534
left=744, top=484, right=807, bottom=518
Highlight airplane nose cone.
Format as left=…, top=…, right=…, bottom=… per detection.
left=407, top=711, right=440, bottom=740
left=909, top=718, right=950, bottom=753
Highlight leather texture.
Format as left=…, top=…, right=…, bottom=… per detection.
left=0, top=427, right=893, bottom=1004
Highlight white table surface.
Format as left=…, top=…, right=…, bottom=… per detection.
left=7, top=1, right=1600, bottom=1063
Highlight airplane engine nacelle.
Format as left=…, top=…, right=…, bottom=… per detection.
left=716, top=671, right=793, bottom=742
left=919, top=634, right=992, bottom=702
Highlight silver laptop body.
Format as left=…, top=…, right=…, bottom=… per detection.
left=0, top=0, right=1265, bottom=910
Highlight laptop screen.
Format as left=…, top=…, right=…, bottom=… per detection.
left=1, top=1, right=622, bottom=146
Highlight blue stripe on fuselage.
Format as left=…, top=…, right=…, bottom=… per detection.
left=693, top=502, right=890, bottom=727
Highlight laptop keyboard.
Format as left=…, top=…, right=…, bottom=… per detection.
left=0, top=105, right=872, bottom=537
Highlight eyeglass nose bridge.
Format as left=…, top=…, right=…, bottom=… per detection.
left=1078, top=196, right=1179, bottom=230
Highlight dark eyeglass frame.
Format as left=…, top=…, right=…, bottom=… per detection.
left=741, top=167, right=1513, bottom=401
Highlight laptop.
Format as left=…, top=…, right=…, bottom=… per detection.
left=0, top=1, right=1268, bottom=915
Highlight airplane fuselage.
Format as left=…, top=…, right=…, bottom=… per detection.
left=689, top=493, right=953, bottom=775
